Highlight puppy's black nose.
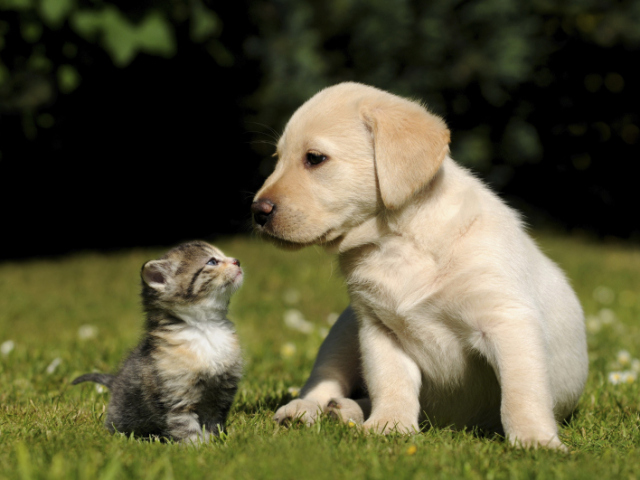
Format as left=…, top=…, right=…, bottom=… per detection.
left=251, top=199, right=275, bottom=227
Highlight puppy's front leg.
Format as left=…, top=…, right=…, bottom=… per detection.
left=359, top=314, right=421, bottom=434
left=273, top=306, right=363, bottom=426
left=482, top=312, right=566, bottom=450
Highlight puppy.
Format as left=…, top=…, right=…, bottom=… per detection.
left=252, top=82, right=588, bottom=450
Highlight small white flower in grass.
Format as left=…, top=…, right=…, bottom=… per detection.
left=283, top=288, right=301, bottom=305
left=326, top=312, right=339, bottom=326
left=617, top=350, right=632, bottom=367
left=280, top=342, right=296, bottom=358
left=46, top=358, right=62, bottom=374
left=78, top=325, right=98, bottom=340
left=608, top=371, right=637, bottom=385
left=608, top=371, right=624, bottom=385
left=593, top=286, right=615, bottom=305
left=287, top=386, right=301, bottom=397
left=586, top=315, right=601, bottom=333
left=598, top=308, right=616, bottom=325
left=631, top=359, right=640, bottom=373
left=95, top=384, right=107, bottom=394
left=318, top=327, right=329, bottom=338
left=283, top=309, right=314, bottom=334
left=1, top=340, right=15, bottom=356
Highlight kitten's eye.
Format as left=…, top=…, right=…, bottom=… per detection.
left=206, top=258, right=218, bottom=266
left=306, top=152, right=327, bottom=166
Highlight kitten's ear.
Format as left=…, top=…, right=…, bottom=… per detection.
left=141, top=260, right=169, bottom=291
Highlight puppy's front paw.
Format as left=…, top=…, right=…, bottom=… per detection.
left=363, top=416, right=418, bottom=435
left=509, top=433, right=568, bottom=452
left=325, top=397, right=370, bottom=425
left=273, top=399, right=323, bottom=426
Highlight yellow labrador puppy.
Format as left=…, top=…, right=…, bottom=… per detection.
left=252, top=82, right=587, bottom=450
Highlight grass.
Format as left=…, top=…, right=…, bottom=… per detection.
left=1, top=232, right=640, bottom=479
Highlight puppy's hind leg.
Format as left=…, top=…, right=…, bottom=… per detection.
left=477, top=307, right=567, bottom=451
left=273, top=305, right=363, bottom=426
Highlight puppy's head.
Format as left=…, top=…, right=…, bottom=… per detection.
left=252, top=82, right=450, bottom=249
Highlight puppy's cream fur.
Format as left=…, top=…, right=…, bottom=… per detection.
left=254, top=83, right=588, bottom=450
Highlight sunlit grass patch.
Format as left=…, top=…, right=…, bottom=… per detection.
left=1, top=232, right=640, bottom=479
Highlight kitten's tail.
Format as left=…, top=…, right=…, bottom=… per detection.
left=72, top=373, right=115, bottom=389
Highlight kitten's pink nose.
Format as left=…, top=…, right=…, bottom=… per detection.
left=232, top=259, right=240, bottom=267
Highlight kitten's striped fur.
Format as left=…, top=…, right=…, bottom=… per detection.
left=72, top=241, right=243, bottom=444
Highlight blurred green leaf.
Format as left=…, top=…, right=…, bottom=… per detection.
left=191, top=2, right=220, bottom=42
left=451, top=127, right=493, bottom=170
left=71, top=6, right=175, bottom=67
left=70, top=9, right=104, bottom=39
left=40, top=0, right=75, bottom=29
left=487, top=25, right=536, bottom=85
left=136, top=11, right=175, bottom=58
left=206, top=40, right=234, bottom=67
left=36, top=113, right=54, bottom=128
left=28, top=52, right=52, bottom=72
left=503, top=119, right=543, bottom=164
left=57, top=64, right=80, bottom=94
left=20, top=21, right=42, bottom=43
left=0, top=0, right=33, bottom=10
left=100, top=6, right=139, bottom=67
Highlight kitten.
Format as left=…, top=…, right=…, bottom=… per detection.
left=72, top=241, right=243, bottom=444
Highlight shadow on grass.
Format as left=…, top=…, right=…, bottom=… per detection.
left=417, top=417, right=506, bottom=443
left=233, top=392, right=296, bottom=415
left=562, top=406, right=582, bottom=427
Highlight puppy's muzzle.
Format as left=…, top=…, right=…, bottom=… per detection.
left=251, top=199, right=275, bottom=227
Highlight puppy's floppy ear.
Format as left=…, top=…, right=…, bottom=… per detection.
left=361, top=95, right=450, bottom=210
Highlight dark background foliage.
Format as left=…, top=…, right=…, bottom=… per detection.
left=1, top=0, right=638, bottom=260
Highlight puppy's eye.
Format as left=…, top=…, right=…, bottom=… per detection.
left=206, top=258, right=218, bottom=266
left=306, top=152, right=327, bottom=166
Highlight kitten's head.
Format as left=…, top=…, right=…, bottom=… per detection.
left=140, top=241, right=243, bottom=315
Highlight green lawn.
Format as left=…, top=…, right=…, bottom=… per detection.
left=1, top=233, right=639, bottom=479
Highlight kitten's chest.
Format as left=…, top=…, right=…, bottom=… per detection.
left=153, top=322, right=241, bottom=379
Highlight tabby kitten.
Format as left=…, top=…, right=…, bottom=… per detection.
left=72, top=241, right=243, bottom=444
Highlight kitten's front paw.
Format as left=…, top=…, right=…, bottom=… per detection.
left=179, top=431, right=212, bottom=447
left=363, top=416, right=418, bottom=435
left=273, top=399, right=323, bottom=426
left=325, top=398, right=370, bottom=425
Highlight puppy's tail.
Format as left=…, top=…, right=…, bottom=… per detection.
left=72, top=373, right=115, bottom=389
